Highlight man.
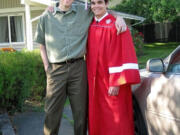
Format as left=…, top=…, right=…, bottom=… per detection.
left=34, top=0, right=126, bottom=135
left=86, top=0, right=140, bottom=135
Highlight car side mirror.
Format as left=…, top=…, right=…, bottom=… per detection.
left=146, top=58, right=165, bottom=72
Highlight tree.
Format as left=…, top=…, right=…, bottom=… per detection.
left=175, top=0, right=180, bottom=12
left=113, top=0, right=180, bottom=23
left=150, top=0, right=177, bottom=22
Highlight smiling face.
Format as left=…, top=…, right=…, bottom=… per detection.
left=91, top=0, right=108, bottom=19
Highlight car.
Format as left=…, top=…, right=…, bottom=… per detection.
left=132, top=45, right=180, bottom=135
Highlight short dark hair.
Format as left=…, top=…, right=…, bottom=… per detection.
left=104, top=0, right=108, bottom=3
left=90, top=0, right=109, bottom=4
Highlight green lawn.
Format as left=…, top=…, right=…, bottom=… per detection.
left=138, top=42, right=180, bottom=69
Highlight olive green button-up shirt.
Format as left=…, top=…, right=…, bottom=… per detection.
left=34, top=4, right=93, bottom=63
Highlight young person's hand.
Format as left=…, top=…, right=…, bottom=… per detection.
left=115, top=17, right=127, bottom=35
left=47, top=6, right=54, bottom=13
left=108, top=86, right=120, bottom=96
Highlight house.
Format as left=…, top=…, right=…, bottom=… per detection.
left=0, top=0, right=52, bottom=50
left=0, top=0, right=145, bottom=51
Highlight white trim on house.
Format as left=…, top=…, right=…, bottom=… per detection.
left=21, top=0, right=56, bottom=50
left=25, top=4, right=33, bottom=50
left=115, top=12, right=145, bottom=22
left=0, top=7, right=45, bottom=14
left=0, top=13, right=26, bottom=48
left=22, top=0, right=56, bottom=6
left=31, top=15, right=41, bottom=22
left=8, top=16, right=11, bottom=46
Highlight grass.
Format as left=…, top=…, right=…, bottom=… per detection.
left=138, top=42, right=180, bottom=69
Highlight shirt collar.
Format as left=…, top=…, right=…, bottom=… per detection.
left=95, top=12, right=108, bottom=22
left=53, top=4, right=77, bottom=15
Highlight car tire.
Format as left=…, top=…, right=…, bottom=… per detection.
left=133, top=95, right=148, bottom=135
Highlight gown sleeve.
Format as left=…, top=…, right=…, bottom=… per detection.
left=108, top=27, right=140, bottom=86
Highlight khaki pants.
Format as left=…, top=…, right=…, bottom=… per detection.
left=44, top=60, right=88, bottom=135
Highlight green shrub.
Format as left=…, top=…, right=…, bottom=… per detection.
left=0, top=50, right=46, bottom=112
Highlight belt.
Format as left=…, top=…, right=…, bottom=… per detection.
left=56, top=57, right=84, bottom=64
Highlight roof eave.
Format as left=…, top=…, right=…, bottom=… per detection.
left=21, top=0, right=56, bottom=6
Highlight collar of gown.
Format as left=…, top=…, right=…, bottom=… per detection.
left=95, top=12, right=108, bottom=23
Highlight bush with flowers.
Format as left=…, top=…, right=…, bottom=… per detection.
left=131, top=28, right=144, bottom=56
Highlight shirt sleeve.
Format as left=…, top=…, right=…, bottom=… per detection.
left=108, top=27, right=140, bottom=86
left=34, top=15, right=46, bottom=46
left=76, top=3, right=94, bottom=21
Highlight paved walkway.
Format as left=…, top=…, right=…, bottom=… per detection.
left=12, top=105, right=73, bottom=135
left=0, top=114, right=15, bottom=135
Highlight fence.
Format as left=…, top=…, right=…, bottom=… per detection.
left=135, top=22, right=180, bottom=43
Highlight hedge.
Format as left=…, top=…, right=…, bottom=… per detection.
left=0, top=50, right=46, bottom=112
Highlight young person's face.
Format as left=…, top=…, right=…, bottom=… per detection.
left=60, top=0, right=74, bottom=8
left=91, top=0, right=108, bottom=18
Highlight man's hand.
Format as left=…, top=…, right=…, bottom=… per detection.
left=108, top=86, right=120, bottom=96
left=46, top=6, right=54, bottom=13
left=44, top=64, right=49, bottom=72
left=115, top=16, right=127, bottom=35
left=40, top=45, right=50, bottom=72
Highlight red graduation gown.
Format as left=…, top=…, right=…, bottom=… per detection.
left=86, top=14, right=140, bottom=135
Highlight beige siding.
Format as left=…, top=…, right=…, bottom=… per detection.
left=0, top=0, right=23, bottom=9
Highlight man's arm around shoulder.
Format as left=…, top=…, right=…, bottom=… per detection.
left=108, top=10, right=127, bottom=34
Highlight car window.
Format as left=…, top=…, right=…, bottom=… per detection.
left=167, top=52, right=180, bottom=73
left=168, top=64, right=180, bottom=73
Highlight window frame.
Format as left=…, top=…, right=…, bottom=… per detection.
left=0, top=13, right=25, bottom=46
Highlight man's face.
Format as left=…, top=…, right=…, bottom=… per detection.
left=91, top=0, right=107, bottom=18
left=60, top=0, right=74, bottom=8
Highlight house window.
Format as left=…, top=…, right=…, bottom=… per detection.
left=0, top=15, right=24, bottom=44
left=0, top=17, right=9, bottom=43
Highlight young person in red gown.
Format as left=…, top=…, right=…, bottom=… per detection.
left=86, top=0, right=141, bottom=135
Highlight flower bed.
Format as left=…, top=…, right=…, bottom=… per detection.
left=0, top=48, right=16, bottom=52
